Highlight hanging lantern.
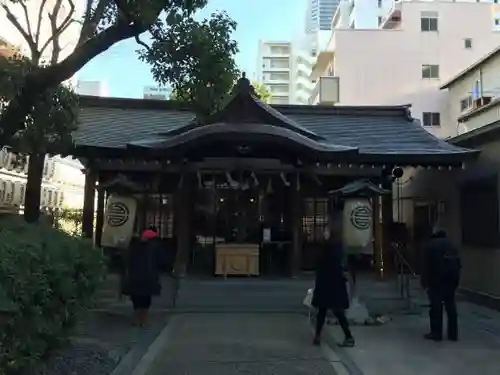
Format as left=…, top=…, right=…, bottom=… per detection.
left=343, top=198, right=373, bottom=250
left=101, top=195, right=138, bottom=249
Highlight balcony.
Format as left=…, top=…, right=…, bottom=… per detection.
left=311, top=51, right=334, bottom=80
left=309, top=76, right=340, bottom=105
left=381, top=2, right=402, bottom=29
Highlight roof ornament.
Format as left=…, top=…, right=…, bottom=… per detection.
left=232, top=72, right=257, bottom=97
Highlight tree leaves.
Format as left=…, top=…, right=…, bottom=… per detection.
left=139, top=10, right=239, bottom=118
left=252, top=82, right=272, bottom=103
left=0, top=54, right=78, bottom=155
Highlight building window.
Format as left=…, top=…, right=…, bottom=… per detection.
left=421, top=11, right=438, bottom=31
left=464, top=38, right=472, bottom=49
left=378, top=16, right=383, bottom=26
left=460, top=96, right=472, bottom=112
left=460, top=177, right=500, bottom=248
left=495, top=19, right=500, bottom=26
left=422, top=64, right=439, bottom=79
left=378, top=0, right=382, bottom=7
left=422, top=112, right=441, bottom=126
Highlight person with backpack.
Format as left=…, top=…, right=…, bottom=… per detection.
left=421, top=225, right=461, bottom=342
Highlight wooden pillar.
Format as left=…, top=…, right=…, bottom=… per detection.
left=173, top=171, right=192, bottom=278
left=372, top=196, right=383, bottom=276
left=290, top=173, right=302, bottom=277
left=381, top=175, right=394, bottom=277
left=82, top=168, right=97, bottom=238
left=94, top=187, right=105, bottom=247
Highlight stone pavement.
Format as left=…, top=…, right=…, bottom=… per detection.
left=324, top=277, right=500, bottom=375
left=142, top=314, right=341, bottom=375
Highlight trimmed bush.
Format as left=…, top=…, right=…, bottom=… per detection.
left=0, top=216, right=106, bottom=375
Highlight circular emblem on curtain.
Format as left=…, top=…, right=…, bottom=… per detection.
left=107, top=202, right=130, bottom=227
left=350, top=206, right=372, bottom=230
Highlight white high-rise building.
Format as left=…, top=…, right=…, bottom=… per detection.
left=76, top=80, right=109, bottom=97
left=256, top=39, right=315, bottom=105
left=306, top=0, right=341, bottom=32
left=256, top=41, right=293, bottom=105
left=144, top=86, right=172, bottom=100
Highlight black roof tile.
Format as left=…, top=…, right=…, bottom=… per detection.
left=72, top=96, right=477, bottom=164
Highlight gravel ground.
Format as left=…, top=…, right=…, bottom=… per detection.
left=24, top=341, right=121, bottom=375
left=21, top=272, right=173, bottom=375
left=21, top=311, right=169, bottom=375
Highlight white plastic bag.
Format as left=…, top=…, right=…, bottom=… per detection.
left=303, top=288, right=314, bottom=308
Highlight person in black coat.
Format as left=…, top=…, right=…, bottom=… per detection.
left=312, top=211, right=354, bottom=347
left=421, top=226, right=461, bottom=342
left=122, top=227, right=162, bottom=326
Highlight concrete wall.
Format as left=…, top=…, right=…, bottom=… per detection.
left=407, top=140, right=500, bottom=298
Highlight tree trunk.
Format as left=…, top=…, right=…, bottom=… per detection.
left=24, top=152, right=45, bottom=223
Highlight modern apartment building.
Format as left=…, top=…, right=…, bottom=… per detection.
left=144, top=85, right=172, bottom=100
left=76, top=80, right=109, bottom=97
left=333, top=0, right=499, bottom=30
left=440, top=45, right=500, bottom=136
left=311, top=1, right=500, bottom=139
left=256, top=40, right=315, bottom=105
left=0, top=2, right=86, bottom=210
left=306, top=0, right=341, bottom=32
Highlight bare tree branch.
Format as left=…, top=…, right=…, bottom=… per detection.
left=35, top=0, right=49, bottom=46
left=78, top=0, right=109, bottom=46
left=135, top=35, right=150, bottom=51
left=1, top=3, right=39, bottom=60
left=18, top=1, right=34, bottom=42
left=39, top=0, right=77, bottom=63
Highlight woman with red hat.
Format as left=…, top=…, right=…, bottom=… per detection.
left=122, top=226, right=162, bottom=326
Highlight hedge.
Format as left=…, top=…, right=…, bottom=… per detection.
left=0, top=216, right=106, bottom=375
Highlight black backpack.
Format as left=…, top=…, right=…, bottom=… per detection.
left=439, top=244, right=461, bottom=281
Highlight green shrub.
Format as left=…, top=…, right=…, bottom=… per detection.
left=0, top=216, right=106, bottom=374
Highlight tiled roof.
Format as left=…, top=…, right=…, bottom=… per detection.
left=73, top=96, right=477, bottom=164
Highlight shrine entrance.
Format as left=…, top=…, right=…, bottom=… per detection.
left=188, top=172, right=295, bottom=277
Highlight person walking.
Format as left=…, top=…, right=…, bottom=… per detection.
left=123, top=227, right=162, bottom=326
left=421, top=226, right=461, bottom=342
left=312, top=212, right=355, bottom=347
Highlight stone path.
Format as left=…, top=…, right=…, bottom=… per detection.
left=174, top=278, right=313, bottom=313
left=143, top=314, right=341, bottom=375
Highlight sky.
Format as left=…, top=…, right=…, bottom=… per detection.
left=77, top=0, right=307, bottom=98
